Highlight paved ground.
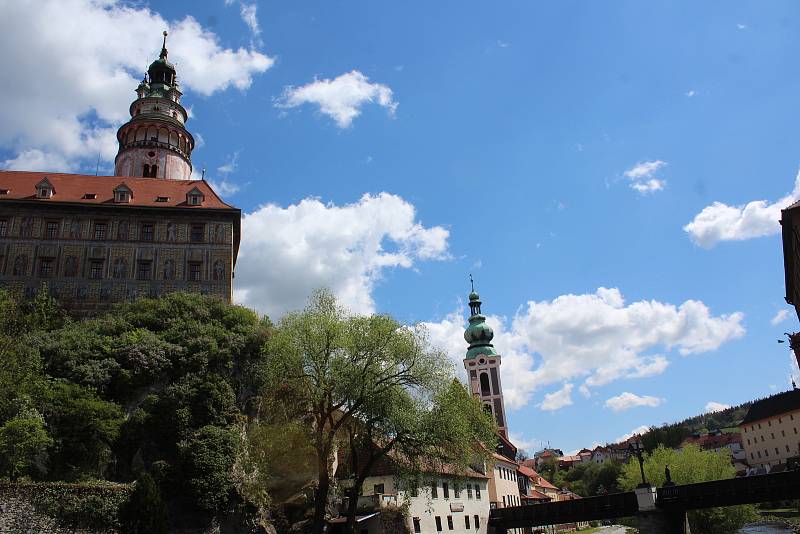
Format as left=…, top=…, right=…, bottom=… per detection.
left=599, top=526, right=629, bottom=534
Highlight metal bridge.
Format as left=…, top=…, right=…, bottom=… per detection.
left=489, top=469, right=800, bottom=531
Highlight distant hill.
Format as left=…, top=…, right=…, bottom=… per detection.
left=636, top=400, right=754, bottom=451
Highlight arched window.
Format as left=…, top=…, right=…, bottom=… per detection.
left=150, top=165, right=158, bottom=178
left=480, top=373, right=491, bottom=396
left=143, top=164, right=150, bottom=177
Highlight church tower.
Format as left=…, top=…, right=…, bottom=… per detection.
left=114, top=32, right=195, bottom=180
left=463, top=284, right=509, bottom=439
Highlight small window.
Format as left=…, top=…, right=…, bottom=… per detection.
left=0, top=189, right=9, bottom=195
left=115, top=190, right=130, bottom=203
left=373, top=484, right=384, bottom=495
left=474, top=515, right=480, bottom=529
left=38, top=259, right=53, bottom=277
left=141, top=223, right=154, bottom=241
left=447, top=516, right=453, bottom=531
left=454, top=484, right=461, bottom=498
left=431, top=482, right=438, bottom=499
left=45, top=221, right=59, bottom=239
left=189, top=262, right=201, bottom=281
left=776, top=448, right=780, bottom=455
left=190, top=224, right=205, bottom=243
left=83, top=193, right=97, bottom=199
left=37, top=186, right=52, bottom=199
left=476, top=485, right=481, bottom=499
left=443, top=482, right=449, bottom=499
left=0, top=219, right=7, bottom=237
left=435, top=517, right=442, bottom=532
left=137, top=261, right=152, bottom=280
left=188, top=194, right=202, bottom=206
left=89, top=260, right=104, bottom=279
left=467, top=485, right=473, bottom=499
left=413, top=518, right=421, bottom=534
left=93, top=221, right=107, bottom=240
left=787, top=445, right=791, bottom=453
left=502, top=496, right=506, bottom=507
left=465, top=516, right=470, bottom=530
left=156, top=196, right=170, bottom=202
left=765, top=449, right=769, bottom=457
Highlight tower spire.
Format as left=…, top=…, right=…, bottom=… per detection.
left=160, top=30, right=168, bottom=60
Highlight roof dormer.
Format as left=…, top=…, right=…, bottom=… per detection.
left=113, top=183, right=133, bottom=204
left=35, top=178, right=54, bottom=199
left=186, top=187, right=204, bottom=206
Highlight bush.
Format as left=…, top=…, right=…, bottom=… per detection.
left=0, top=409, right=53, bottom=480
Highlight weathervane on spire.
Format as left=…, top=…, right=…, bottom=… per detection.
left=160, top=30, right=168, bottom=59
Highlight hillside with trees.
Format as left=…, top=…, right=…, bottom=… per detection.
left=0, top=287, right=493, bottom=533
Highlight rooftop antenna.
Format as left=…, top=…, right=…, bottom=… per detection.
left=95, top=151, right=101, bottom=176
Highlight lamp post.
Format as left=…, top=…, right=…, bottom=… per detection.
left=628, top=439, right=648, bottom=488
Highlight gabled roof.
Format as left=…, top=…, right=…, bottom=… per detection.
left=0, top=171, right=234, bottom=210
left=740, top=389, right=800, bottom=425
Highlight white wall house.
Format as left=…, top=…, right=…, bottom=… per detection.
left=357, top=473, right=491, bottom=534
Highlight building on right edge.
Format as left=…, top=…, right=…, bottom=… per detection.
left=739, top=389, right=800, bottom=472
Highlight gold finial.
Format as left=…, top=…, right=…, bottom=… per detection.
left=160, top=30, right=168, bottom=59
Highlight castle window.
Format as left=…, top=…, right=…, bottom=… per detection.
left=137, top=261, right=152, bottom=280
left=474, top=515, right=480, bottom=528
left=93, top=221, right=107, bottom=240
left=45, top=221, right=59, bottom=239
left=0, top=219, right=8, bottom=237
left=190, top=224, right=205, bottom=243
left=141, top=223, right=154, bottom=241
left=38, top=259, right=53, bottom=277
left=442, top=482, right=449, bottom=499
left=189, top=262, right=201, bottom=281
left=114, top=189, right=131, bottom=203
left=480, top=373, right=491, bottom=396
left=89, top=260, right=104, bottom=279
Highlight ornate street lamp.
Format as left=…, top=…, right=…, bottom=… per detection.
left=628, top=439, right=648, bottom=488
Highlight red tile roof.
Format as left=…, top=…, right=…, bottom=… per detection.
left=523, top=489, right=551, bottom=500
left=0, top=171, right=236, bottom=210
left=682, top=432, right=742, bottom=450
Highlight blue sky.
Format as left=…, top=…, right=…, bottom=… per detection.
left=3, top=0, right=800, bottom=453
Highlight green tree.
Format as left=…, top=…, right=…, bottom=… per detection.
left=0, top=407, right=53, bottom=480
left=618, top=445, right=758, bottom=533
left=178, top=425, right=238, bottom=514
left=261, top=289, right=482, bottom=534
left=119, top=472, right=169, bottom=534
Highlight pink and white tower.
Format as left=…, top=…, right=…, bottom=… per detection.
left=463, top=283, right=509, bottom=439
left=114, top=32, right=195, bottom=180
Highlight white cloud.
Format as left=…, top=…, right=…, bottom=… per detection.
left=234, top=193, right=449, bottom=318
left=276, top=70, right=397, bottom=128
left=206, top=178, right=240, bottom=197
left=615, top=425, right=651, bottom=443
left=623, top=160, right=667, bottom=194
left=423, top=287, right=744, bottom=411
left=540, top=383, right=574, bottom=411
left=508, top=432, right=539, bottom=452
left=497, top=40, right=510, bottom=48
left=772, top=309, right=791, bottom=326
left=737, top=23, right=748, bottom=30
left=684, top=170, right=800, bottom=248
left=605, top=392, right=663, bottom=412
left=239, top=3, right=262, bottom=44
left=217, top=151, right=240, bottom=175
left=0, top=0, right=273, bottom=172
left=686, top=90, right=697, bottom=98
left=705, top=401, right=730, bottom=412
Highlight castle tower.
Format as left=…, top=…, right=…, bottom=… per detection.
left=114, top=31, right=195, bottom=180
left=463, top=284, right=509, bottom=439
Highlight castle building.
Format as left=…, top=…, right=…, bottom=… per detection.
left=0, top=33, right=240, bottom=314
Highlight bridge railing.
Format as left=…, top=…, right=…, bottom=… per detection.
left=489, top=491, right=638, bottom=528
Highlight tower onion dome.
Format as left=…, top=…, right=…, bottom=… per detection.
left=464, top=290, right=498, bottom=359
left=148, top=31, right=176, bottom=87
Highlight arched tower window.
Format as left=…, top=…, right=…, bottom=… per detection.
left=480, top=373, right=491, bottom=396
left=143, top=164, right=150, bottom=177
left=150, top=165, right=158, bottom=178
